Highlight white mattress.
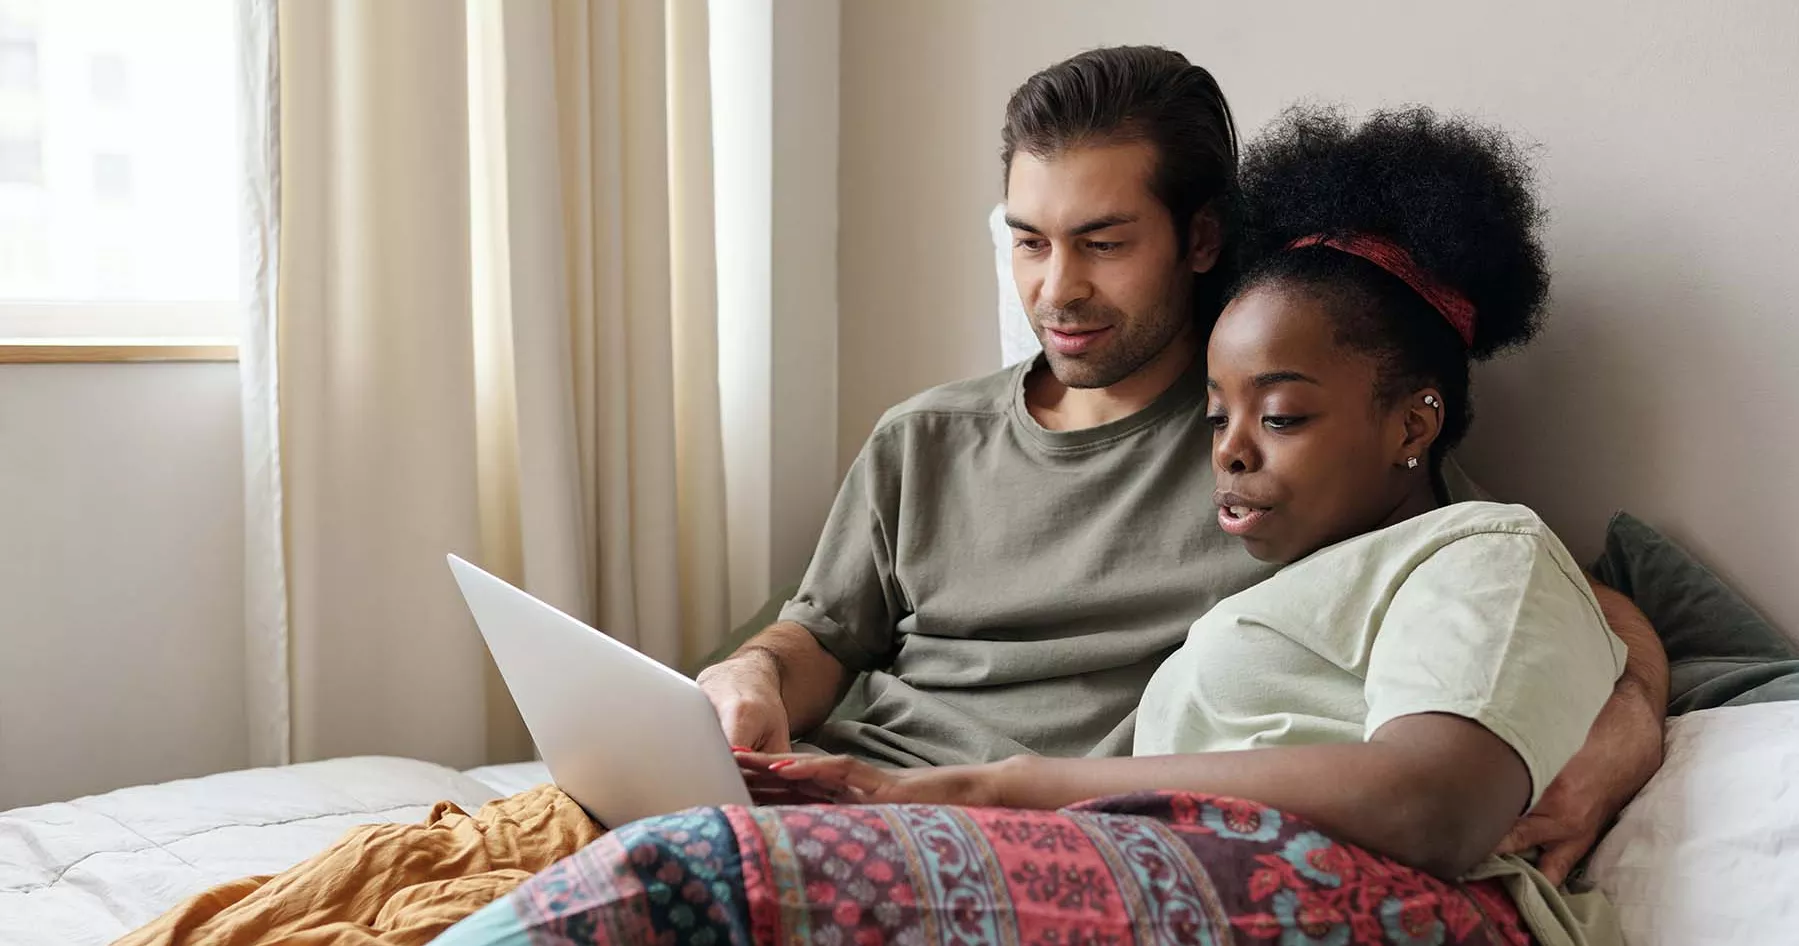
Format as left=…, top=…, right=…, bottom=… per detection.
left=0, top=756, right=516, bottom=946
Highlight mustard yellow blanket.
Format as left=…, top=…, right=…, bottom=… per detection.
left=117, top=785, right=598, bottom=946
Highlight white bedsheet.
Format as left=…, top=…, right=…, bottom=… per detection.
left=0, top=756, right=501, bottom=946
left=462, top=761, right=552, bottom=798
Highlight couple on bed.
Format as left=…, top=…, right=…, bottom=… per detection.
left=441, top=47, right=1666, bottom=945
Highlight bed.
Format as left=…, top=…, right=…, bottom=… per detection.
left=4, top=702, right=1797, bottom=945
left=0, top=756, right=550, bottom=945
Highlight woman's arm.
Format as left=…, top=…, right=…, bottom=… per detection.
left=1004, top=714, right=1525, bottom=879
left=755, top=711, right=1528, bottom=880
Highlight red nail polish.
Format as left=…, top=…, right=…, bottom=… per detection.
left=730, top=745, right=753, bottom=753
left=768, top=759, right=796, bottom=771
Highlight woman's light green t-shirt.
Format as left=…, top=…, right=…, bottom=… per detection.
left=1135, top=501, right=1628, bottom=946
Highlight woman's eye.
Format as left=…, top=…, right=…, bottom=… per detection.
left=1205, top=414, right=1228, bottom=431
left=1263, top=415, right=1307, bottom=430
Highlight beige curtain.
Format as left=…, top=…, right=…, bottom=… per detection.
left=248, top=0, right=729, bottom=769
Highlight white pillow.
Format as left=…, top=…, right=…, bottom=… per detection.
left=991, top=203, right=1041, bottom=366
left=1586, top=701, right=1799, bottom=944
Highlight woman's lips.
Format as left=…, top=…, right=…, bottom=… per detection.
left=1217, top=503, right=1271, bottom=537
left=1215, top=490, right=1274, bottom=537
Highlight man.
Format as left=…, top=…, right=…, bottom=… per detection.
left=698, top=46, right=1667, bottom=883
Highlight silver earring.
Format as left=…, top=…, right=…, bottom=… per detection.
left=1406, top=457, right=1419, bottom=469
left=1423, top=395, right=1439, bottom=408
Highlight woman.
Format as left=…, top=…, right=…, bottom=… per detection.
left=437, top=107, right=1623, bottom=946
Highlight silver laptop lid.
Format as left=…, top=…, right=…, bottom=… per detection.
left=447, top=554, right=751, bottom=827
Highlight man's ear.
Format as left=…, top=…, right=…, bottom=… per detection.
left=1187, top=204, right=1224, bottom=274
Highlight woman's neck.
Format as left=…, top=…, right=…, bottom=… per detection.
left=1374, top=475, right=1445, bottom=534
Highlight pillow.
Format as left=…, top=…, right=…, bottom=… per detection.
left=1587, top=511, right=1798, bottom=714
left=684, top=585, right=799, bottom=677
left=991, top=203, right=1041, bottom=366
left=1586, top=701, right=1799, bottom=945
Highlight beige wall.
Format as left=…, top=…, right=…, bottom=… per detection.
left=838, top=0, right=1799, bottom=636
left=0, top=364, right=246, bottom=809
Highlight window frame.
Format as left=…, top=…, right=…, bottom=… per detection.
left=0, top=341, right=235, bottom=363
left=0, top=301, right=239, bottom=363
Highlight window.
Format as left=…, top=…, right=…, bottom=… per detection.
left=0, top=134, right=38, bottom=183
left=0, top=37, right=37, bottom=91
left=90, top=52, right=125, bottom=105
left=0, top=0, right=239, bottom=349
left=92, top=151, right=130, bottom=200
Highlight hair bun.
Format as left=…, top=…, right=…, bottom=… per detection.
left=1234, top=105, right=1549, bottom=359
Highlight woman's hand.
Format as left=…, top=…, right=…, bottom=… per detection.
left=734, top=751, right=1007, bottom=807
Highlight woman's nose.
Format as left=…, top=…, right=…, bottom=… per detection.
left=1214, top=421, right=1259, bottom=474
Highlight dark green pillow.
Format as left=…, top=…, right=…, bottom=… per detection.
left=1588, top=511, right=1798, bottom=714
left=683, top=585, right=800, bottom=678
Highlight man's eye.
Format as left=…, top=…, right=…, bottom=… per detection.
left=1013, top=238, right=1047, bottom=253
left=1087, top=241, right=1122, bottom=253
left=1205, top=413, right=1228, bottom=431
left=1263, top=415, right=1307, bottom=430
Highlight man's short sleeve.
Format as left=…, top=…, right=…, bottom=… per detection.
left=1364, top=529, right=1627, bottom=807
left=776, top=439, right=907, bottom=674
left=1438, top=456, right=1493, bottom=503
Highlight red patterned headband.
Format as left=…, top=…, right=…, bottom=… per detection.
left=1287, top=234, right=1476, bottom=347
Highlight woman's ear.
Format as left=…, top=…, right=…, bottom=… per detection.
left=1187, top=204, right=1224, bottom=274
left=1398, top=388, right=1445, bottom=465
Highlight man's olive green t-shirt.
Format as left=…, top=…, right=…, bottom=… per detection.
left=780, top=356, right=1482, bottom=767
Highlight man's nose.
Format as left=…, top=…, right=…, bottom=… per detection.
left=1039, top=249, right=1092, bottom=311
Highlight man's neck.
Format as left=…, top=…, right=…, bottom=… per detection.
left=1025, top=326, right=1200, bottom=431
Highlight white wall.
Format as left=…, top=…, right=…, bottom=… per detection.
left=0, top=364, right=245, bottom=809
left=838, top=0, right=1799, bottom=637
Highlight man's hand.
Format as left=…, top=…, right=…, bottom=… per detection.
left=1497, top=682, right=1665, bottom=884
left=1502, top=577, right=1673, bottom=886
left=697, top=656, right=792, bottom=753
left=696, top=622, right=855, bottom=758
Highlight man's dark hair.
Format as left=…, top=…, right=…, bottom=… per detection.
left=1233, top=105, right=1550, bottom=464
left=1001, top=46, right=1240, bottom=323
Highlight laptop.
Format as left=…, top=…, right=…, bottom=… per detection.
left=447, top=554, right=752, bottom=827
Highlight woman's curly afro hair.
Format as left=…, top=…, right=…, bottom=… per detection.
left=1232, top=105, right=1550, bottom=458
